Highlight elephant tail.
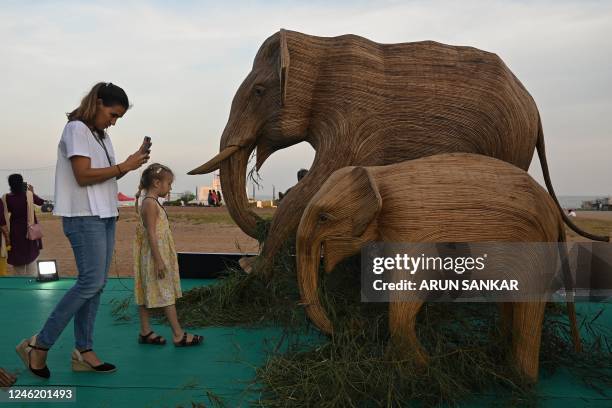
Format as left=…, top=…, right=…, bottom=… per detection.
left=537, top=115, right=609, bottom=242
left=558, top=227, right=583, bottom=352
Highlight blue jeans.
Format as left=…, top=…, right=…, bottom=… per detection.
left=37, top=216, right=116, bottom=350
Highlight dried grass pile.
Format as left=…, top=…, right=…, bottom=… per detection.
left=112, top=232, right=611, bottom=406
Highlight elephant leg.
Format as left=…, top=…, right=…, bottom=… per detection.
left=388, top=301, right=427, bottom=366
left=511, top=301, right=546, bottom=382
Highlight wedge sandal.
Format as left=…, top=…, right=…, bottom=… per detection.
left=15, top=335, right=50, bottom=379
left=71, top=349, right=117, bottom=373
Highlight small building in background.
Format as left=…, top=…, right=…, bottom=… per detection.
left=195, top=173, right=222, bottom=205
left=196, top=186, right=214, bottom=202
left=581, top=197, right=611, bottom=211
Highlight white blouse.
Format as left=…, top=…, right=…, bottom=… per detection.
left=53, top=121, right=118, bottom=218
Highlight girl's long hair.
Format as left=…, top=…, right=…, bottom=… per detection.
left=67, top=82, right=130, bottom=128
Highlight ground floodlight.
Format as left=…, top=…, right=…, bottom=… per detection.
left=37, top=260, right=59, bottom=282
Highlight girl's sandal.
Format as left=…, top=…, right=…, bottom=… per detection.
left=138, top=331, right=167, bottom=345
left=15, top=335, right=50, bottom=379
left=173, top=333, right=204, bottom=347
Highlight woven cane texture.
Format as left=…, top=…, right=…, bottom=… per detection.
left=296, top=153, right=567, bottom=382
left=217, top=30, right=542, bottom=269
left=196, top=30, right=596, bottom=275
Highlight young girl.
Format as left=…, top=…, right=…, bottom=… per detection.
left=134, top=163, right=203, bottom=347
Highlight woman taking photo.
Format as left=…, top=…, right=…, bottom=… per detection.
left=16, top=82, right=149, bottom=378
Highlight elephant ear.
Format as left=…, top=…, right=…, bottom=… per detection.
left=350, top=167, right=382, bottom=237
left=279, top=28, right=290, bottom=106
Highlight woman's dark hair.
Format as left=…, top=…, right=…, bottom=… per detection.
left=134, top=163, right=174, bottom=213
left=67, top=82, right=130, bottom=126
left=8, top=174, right=24, bottom=193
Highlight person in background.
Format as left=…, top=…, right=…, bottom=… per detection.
left=216, top=190, right=222, bottom=206
left=211, top=190, right=218, bottom=207
left=0, top=198, right=8, bottom=243
left=16, top=82, right=149, bottom=379
left=278, top=168, right=309, bottom=202
left=0, top=198, right=9, bottom=276
left=207, top=190, right=214, bottom=206
left=2, top=174, right=44, bottom=276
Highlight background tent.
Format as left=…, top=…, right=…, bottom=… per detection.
left=117, top=192, right=135, bottom=207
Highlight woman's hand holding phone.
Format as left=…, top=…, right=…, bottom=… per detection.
left=140, top=136, right=152, bottom=155
left=122, top=139, right=151, bottom=172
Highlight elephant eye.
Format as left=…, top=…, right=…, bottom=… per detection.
left=253, top=85, right=266, bottom=97
left=318, top=213, right=332, bottom=223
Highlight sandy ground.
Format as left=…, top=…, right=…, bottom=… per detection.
left=17, top=208, right=612, bottom=277
left=34, top=206, right=275, bottom=277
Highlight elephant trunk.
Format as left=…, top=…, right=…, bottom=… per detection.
left=219, top=147, right=261, bottom=238
left=297, top=235, right=333, bottom=335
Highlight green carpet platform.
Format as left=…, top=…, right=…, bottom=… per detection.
left=0, top=277, right=610, bottom=407
left=0, top=277, right=285, bottom=407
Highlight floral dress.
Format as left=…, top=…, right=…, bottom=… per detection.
left=134, top=197, right=182, bottom=308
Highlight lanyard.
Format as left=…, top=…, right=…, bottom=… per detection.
left=82, top=122, right=120, bottom=220
left=92, top=132, right=113, bottom=166
left=86, top=124, right=113, bottom=166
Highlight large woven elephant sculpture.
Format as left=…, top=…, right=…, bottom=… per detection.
left=296, top=153, right=581, bottom=382
left=189, top=29, right=607, bottom=276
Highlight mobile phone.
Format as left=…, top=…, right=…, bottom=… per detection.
left=140, top=136, right=152, bottom=154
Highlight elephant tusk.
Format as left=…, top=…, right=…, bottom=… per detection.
left=188, top=145, right=241, bottom=175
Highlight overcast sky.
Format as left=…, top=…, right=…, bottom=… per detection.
left=0, top=0, right=610, bottom=199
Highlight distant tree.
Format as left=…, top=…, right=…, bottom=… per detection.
left=180, top=191, right=196, bottom=203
